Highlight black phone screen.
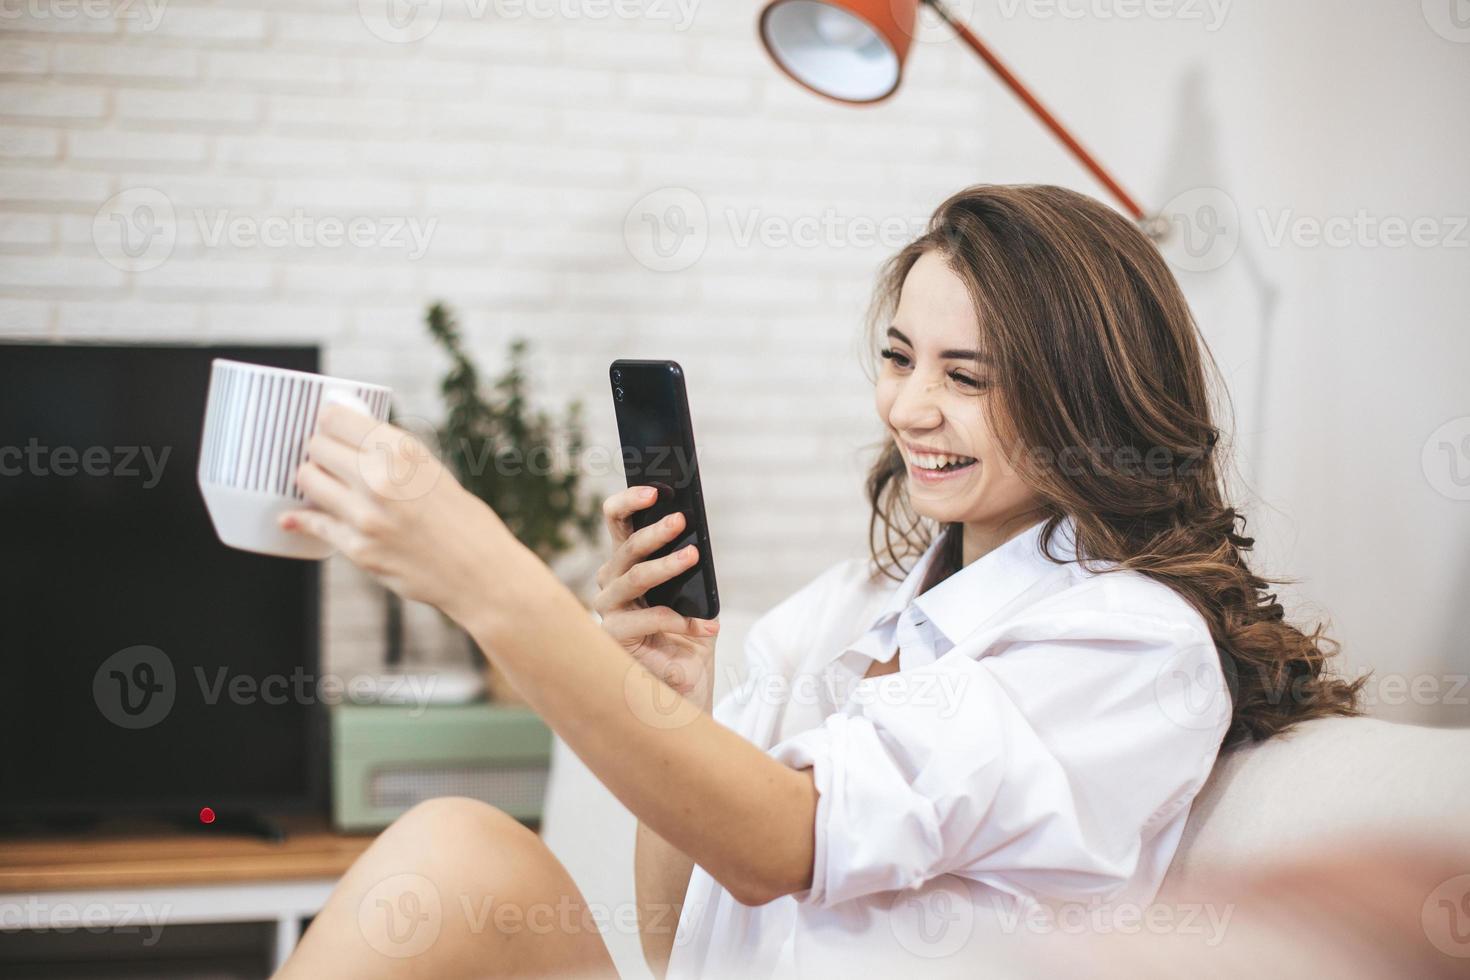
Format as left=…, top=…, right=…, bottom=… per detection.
left=611, top=360, right=719, bottom=620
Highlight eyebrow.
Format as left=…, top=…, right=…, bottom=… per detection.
left=887, top=327, right=992, bottom=364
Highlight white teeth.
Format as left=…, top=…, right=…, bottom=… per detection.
left=910, top=451, right=975, bottom=471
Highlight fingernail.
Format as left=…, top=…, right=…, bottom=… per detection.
left=663, top=513, right=679, bottom=527
left=641, top=487, right=657, bottom=500
left=683, top=545, right=698, bottom=560
left=280, top=514, right=297, bottom=531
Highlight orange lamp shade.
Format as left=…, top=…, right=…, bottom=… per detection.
left=758, top=0, right=918, bottom=104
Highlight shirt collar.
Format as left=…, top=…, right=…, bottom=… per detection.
left=912, top=514, right=1079, bottom=649
left=847, top=514, right=1081, bottom=661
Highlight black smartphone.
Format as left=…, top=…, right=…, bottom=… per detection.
left=610, top=359, right=719, bottom=620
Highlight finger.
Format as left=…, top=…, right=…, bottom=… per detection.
left=295, top=460, right=375, bottom=527
left=601, top=607, right=719, bottom=642
left=601, top=486, right=660, bottom=543
left=315, top=401, right=382, bottom=449
left=303, top=432, right=366, bottom=493
left=605, top=511, right=686, bottom=582
left=599, top=545, right=699, bottom=610
left=279, top=506, right=354, bottom=554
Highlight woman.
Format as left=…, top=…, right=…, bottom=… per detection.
left=274, top=184, right=1361, bottom=979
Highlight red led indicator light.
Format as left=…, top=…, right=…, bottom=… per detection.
left=199, top=806, right=216, bottom=825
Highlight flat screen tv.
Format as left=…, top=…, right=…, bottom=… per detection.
left=0, top=342, right=326, bottom=826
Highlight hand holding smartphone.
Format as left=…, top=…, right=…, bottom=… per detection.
left=609, top=360, right=719, bottom=620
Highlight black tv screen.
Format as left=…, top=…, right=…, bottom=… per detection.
left=0, top=342, right=325, bottom=821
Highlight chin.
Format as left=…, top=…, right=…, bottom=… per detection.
left=906, top=490, right=979, bottom=526
left=905, top=466, right=985, bottom=513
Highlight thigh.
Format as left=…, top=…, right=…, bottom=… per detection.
left=279, top=797, right=620, bottom=979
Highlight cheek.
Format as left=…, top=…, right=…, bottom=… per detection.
left=873, top=377, right=897, bottom=425
left=943, top=401, right=994, bottom=455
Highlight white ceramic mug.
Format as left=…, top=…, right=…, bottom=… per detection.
left=197, top=358, right=392, bottom=559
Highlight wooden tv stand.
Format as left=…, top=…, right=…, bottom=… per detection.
left=0, top=814, right=376, bottom=976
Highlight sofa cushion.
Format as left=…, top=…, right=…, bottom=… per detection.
left=1162, top=716, right=1470, bottom=896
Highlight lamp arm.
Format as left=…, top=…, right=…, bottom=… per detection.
left=923, top=0, right=1149, bottom=224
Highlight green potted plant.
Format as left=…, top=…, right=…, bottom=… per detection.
left=385, top=302, right=603, bottom=701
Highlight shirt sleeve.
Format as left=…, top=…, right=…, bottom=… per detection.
left=768, top=609, right=1232, bottom=909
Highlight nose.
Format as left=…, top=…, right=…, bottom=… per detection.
left=886, top=373, right=944, bottom=433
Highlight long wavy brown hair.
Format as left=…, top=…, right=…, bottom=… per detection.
left=866, top=183, right=1361, bottom=747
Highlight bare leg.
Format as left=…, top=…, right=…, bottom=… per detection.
left=276, top=797, right=619, bottom=979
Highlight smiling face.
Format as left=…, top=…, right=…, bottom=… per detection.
left=874, top=249, right=1043, bottom=549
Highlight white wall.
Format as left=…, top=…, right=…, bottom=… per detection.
left=954, top=0, right=1470, bottom=725
left=2, top=0, right=1466, bottom=724
left=0, top=0, right=988, bottom=674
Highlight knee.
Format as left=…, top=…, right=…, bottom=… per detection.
left=367, top=796, right=553, bottom=894
left=328, top=798, right=609, bottom=976
left=382, top=796, right=538, bottom=853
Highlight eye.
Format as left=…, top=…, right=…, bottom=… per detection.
left=949, top=371, right=989, bottom=391
left=879, top=347, right=912, bottom=369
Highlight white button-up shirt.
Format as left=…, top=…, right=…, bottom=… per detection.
left=667, top=515, right=1232, bottom=979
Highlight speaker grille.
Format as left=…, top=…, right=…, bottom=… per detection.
left=369, top=765, right=549, bottom=814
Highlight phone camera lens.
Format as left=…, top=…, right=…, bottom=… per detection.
left=614, top=386, right=625, bottom=402
left=612, top=369, right=623, bottom=383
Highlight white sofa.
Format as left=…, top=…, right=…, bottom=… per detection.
left=540, top=613, right=1470, bottom=977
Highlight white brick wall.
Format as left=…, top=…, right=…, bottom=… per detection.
left=0, top=0, right=986, bottom=674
